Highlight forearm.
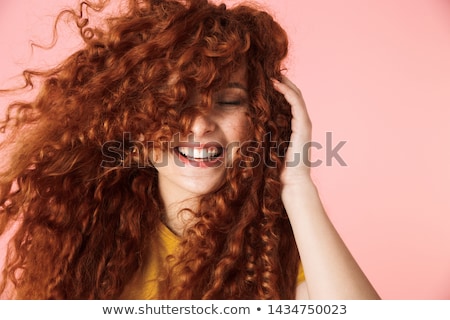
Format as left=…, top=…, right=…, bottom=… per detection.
left=283, top=177, right=380, bottom=300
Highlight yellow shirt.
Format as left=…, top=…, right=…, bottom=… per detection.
left=121, top=223, right=177, bottom=299
left=121, top=223, right=304, bottom=299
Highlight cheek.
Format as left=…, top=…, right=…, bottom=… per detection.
left=228, top=113, right=251, bottom=142
left=236, top=126, right=250, bottom=142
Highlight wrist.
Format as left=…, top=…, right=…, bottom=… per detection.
left=281, top=174, right=318, bottom=200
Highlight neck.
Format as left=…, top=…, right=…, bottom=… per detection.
left=158, top=181, right=199, bottom=237
left=162, top=198, right=197, bottom=236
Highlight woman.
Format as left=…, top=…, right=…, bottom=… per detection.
left=0, top=0, right=379, bottom=299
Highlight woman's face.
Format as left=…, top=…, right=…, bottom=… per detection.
left=154, top=66, right=250, bottom=204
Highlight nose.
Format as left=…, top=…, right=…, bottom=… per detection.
left=189, top=113, right=216, bottom=137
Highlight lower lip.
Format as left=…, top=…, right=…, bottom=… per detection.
left=174, top=148, right=225, bottom=168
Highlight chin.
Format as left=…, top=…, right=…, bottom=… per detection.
left=180, top=177, right=225, bottom=197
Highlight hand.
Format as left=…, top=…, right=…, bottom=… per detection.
left=273, top=78, right=381, bottom=300
left=272, top=76, right=313, bottom=190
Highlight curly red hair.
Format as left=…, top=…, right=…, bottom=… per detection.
left=0, top=0, right=299, bottom=299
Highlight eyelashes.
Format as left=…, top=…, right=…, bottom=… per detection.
left=218, top=100, right=243, bottom=105
left=215, top=90, right=248, bottom=108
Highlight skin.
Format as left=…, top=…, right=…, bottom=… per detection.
left=157, top=67, right=381, bottom=299
left=273, top=76, right=380, bottom=299
left=156, top=66, right=250, bottom=235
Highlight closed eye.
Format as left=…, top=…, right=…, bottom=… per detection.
left=215, top=86, right=249, bottom=109
left=219, top=100, right=242, bottom=105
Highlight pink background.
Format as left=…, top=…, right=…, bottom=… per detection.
left=1, top=0, right=450, bottom=299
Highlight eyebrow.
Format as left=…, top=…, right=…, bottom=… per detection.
left=227, top=82, right=248, bottom=91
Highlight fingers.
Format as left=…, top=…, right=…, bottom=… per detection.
left=272, top=76, right=311, bottom=128
left=273, top=76, right=313, bottom=180
left=272, top=76, right=303, bottom=100
left=280, top=75, right=303, bottom=97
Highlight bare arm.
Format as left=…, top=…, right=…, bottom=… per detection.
left=273, top=77, right=380, bottom=300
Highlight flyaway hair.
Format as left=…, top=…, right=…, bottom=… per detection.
left=0, top=0, right=299, bottom=299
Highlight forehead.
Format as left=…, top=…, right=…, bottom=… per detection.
left=227, top=65, right=248, bottom=88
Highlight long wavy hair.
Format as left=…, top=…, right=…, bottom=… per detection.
left=0, top=0, right=299, bottom=299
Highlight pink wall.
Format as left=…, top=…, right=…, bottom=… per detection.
left=1, top=0, right=450, bottom=299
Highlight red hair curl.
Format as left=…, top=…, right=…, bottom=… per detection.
left=0, top=0, right=299, bottom=299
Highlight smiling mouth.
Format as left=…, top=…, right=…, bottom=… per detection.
left=175, top=146, right=224, bottom=161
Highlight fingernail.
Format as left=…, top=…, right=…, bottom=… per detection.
left=271, top=78, right=280, bottom=86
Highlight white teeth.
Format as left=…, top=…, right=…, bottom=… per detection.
left=177, top=147, right=221, bottom=159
